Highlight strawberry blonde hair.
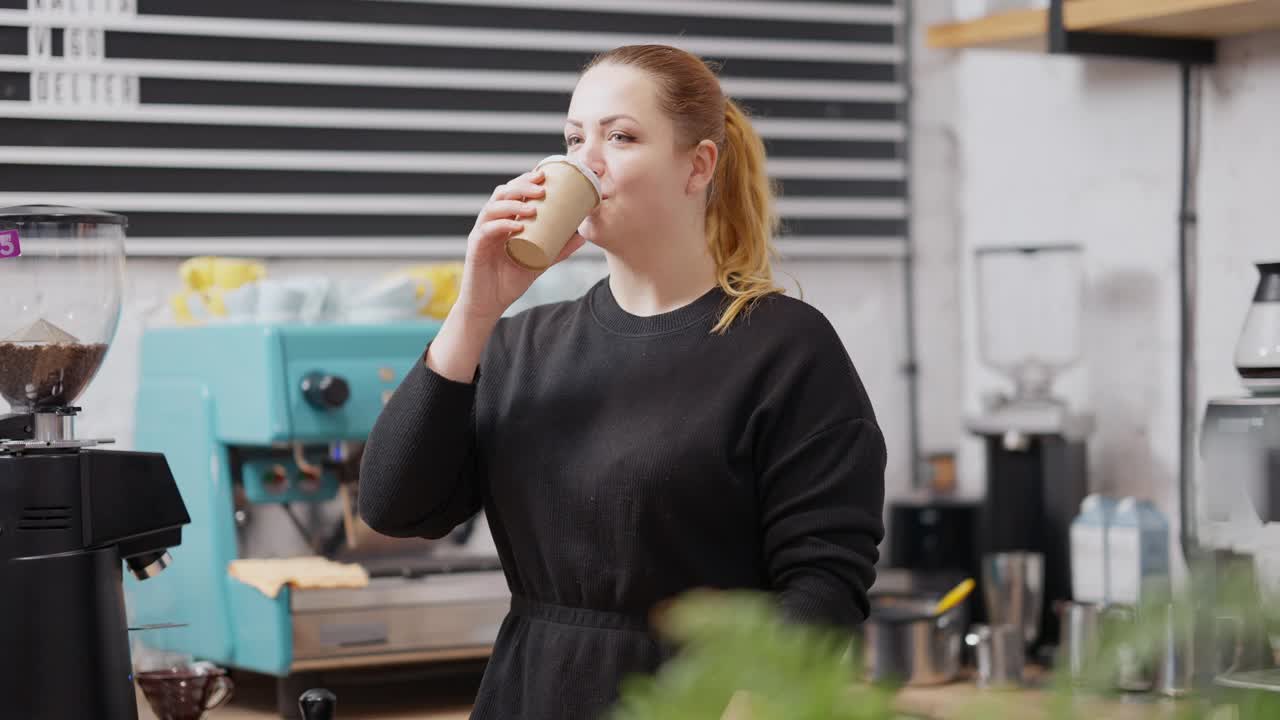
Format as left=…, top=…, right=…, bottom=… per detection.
left=585, top=45, right=783, bottom=333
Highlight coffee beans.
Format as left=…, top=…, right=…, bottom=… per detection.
left=0, top=342, right=108, bottom=409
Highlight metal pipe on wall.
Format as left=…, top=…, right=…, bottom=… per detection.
left=1177, top=63, right=1203, bottom=564
left=901, top=0, right=922, bottom=489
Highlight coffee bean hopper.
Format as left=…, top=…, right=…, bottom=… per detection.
left=0, top=205, right=192, bottom=720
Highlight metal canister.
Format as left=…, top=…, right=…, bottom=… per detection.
left=1155, top=603, right=1194, bottom=697
left=1057, top=600, right=1103, bottom=684
left=1106, top=604, right=1153, bottom=692
left=861, top=595, right=966, bottom=686
left=967, top=623, right=1025, bottom=689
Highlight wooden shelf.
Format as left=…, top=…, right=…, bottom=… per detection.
left=927, top=7, right=1051, bottom=51
left=927, top=0, right=1280, bottom=51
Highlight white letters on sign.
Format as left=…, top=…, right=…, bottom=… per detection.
left=65, top=28, right=106, bottom=61
left=31, top=71, right=138, bottom=107
left=28, top=26, right=53, bottom=58
left=30, top=71, right=47, bottom=103
left=28, top=0, right=138, bottom=107
left=30, top=0, right=134, bottom=15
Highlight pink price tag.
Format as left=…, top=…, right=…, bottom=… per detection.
left=0, top=230, right=19, bottom=259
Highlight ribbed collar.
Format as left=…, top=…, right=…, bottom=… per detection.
left=587, top=277, right=726, bottom=337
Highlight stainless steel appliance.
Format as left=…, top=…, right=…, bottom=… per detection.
left=0, top=206, right=192, bottom=720
left=967, top=246, right=1092, bottom=651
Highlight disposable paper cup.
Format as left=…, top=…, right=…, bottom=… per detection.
left=505, top=155, right=602, bottom=271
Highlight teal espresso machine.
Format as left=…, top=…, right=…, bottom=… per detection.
left=126, top=323, right=508, bottom=717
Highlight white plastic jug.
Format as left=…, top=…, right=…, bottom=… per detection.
left=1070, top=494, right=1115, bottom=604
left=1108, top=497, right=1171, bottom=606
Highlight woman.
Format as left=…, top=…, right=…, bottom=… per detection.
left=360, top=44, right=885, bottom=719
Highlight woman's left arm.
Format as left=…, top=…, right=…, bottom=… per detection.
left=754, top=320, right=887, bottom=628
left=759, top=416, right=886, bottom=627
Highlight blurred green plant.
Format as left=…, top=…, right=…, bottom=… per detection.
left=608, top=590, right=895, bottom=720
left=609, top=560, right=1280, bottom=720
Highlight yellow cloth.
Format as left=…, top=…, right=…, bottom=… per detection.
left=179, top=255, right=265, bottom=293
left=385, top=262, right=464, bottom=319
left=227, top=556, right=369, bottom=599
left=169, top=256, right=266, bottom=324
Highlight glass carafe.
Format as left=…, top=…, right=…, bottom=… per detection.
left=1236, top=261, right=1280, bottom=394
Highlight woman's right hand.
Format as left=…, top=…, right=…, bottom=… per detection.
left=424, top=169, right=587, bottom=383
left=454, top=169, right=587, bottom=323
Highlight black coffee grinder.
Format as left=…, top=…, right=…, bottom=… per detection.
left=967, top=246, right=1092, bottom=654
left=0, top=206, right=191, bottom=720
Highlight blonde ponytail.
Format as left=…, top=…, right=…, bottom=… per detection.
left=584, top=45, right=785, bottom=334
left=706, top=99, right=783, bottom=333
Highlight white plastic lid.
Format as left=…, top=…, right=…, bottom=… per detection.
left=1083, top=492, right=1121, bottom=512
left=536, top=154, right=603, bottom=202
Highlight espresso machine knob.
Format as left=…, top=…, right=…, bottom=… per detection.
left=301, top=373, right=350, bottom=410
left=299, top=688, right=336, bottom=720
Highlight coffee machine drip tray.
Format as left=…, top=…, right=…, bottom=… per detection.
left=289, top=569, right=509, bottom=670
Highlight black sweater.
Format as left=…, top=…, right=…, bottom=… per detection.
left=359, top=279, right=886, bottom=719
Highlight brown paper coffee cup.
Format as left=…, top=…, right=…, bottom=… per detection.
left=505, top=155, right=602, bottom=271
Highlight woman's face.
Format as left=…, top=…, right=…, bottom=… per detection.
left=565, top=63, right=695, bottom=248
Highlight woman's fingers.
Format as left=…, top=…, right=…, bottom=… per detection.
left=491, top=171, right=546, bottom=201
left=479, top=199, right=537, bottom=223
left=473, top=218, right=525, bottom=246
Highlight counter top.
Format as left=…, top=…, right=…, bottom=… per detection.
left=136, top=666, right=1231, bottom=720
left=140, top=697, right=469, bottom=720
left=891, top=668, right=1236, bottom=720
left=895, top=679, right=1181, bottom=720
left=136, top=667, right=475, bottom=720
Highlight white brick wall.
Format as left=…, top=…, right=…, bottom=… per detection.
left=939, top=15, right=1280, bottom=575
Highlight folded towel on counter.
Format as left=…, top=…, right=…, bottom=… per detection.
left=227, top=556, right=369, bottom=599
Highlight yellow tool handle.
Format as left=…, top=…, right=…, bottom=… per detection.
left=933, top=578, right=975, bottom=616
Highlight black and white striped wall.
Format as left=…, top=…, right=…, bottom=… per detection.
left=0, top=0, right=907, bottom=259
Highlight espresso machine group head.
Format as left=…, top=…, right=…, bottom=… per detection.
left=0, top=206, right=191, bottom=720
